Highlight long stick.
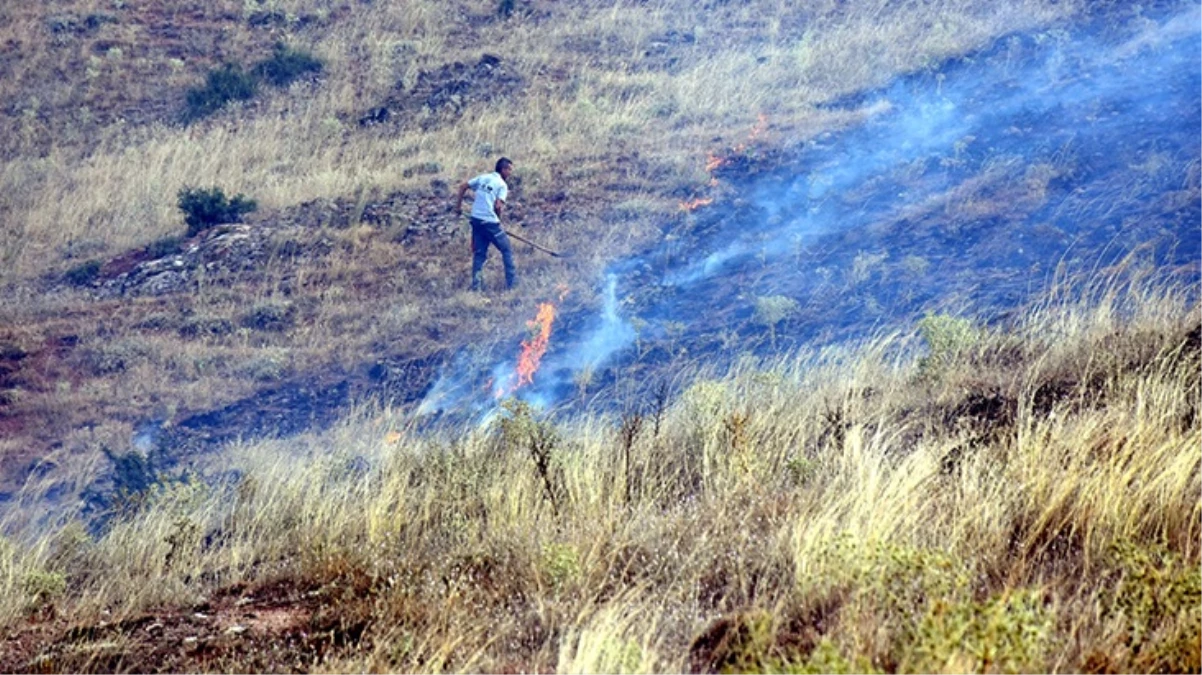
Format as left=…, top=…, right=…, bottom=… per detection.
left=504, top=228, right=570, bottom=258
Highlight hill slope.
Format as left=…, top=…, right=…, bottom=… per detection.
left=0, top=0, right=1199, bottom=671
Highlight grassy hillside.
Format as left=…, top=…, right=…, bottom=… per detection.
left=0, top=0, right=1084, bottom=524
left=1, top=269, right=1197, bottom=672
left=0, top=0, right=1198, bottom=671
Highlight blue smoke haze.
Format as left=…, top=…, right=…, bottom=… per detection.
left=420, top=8, right=1201, bottom=417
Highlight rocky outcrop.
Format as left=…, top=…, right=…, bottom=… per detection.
left=97, top=224, right=276, bottom=298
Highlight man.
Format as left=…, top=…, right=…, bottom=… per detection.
left=456, top=157, right=516, bottom=291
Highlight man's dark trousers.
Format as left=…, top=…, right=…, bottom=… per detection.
left=470, top=217, right=516, bottom=290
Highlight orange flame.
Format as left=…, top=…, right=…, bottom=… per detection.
left=679, top=196, right=714, bottom=212
left=515, top=302, right=556, bottom=389
left=748, top=113, right=768, bottom=142
left=705, top=114, right=769, bottom=176
left=690, top=115, right=769, bottom=213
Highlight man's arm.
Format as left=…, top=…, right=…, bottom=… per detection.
left=493, top=198, right=504, bottom=220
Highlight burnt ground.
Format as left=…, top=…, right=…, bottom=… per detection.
left=493, top=15, right=1202, bottom=411
left=0, top=9, right=1195, bottom=672
left=47, top=13, right=1202, bottom=525
left=0, top=5, right=1197, bottom=546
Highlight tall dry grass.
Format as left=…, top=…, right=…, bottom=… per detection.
left=2, top=268, right=1195, bottom=672
left=0, top=0, right=1079, bottom=284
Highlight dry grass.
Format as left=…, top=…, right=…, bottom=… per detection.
left=1, top=269, right=1195, bottom=672
left=0, top=0, right=1089, bottom=533
left=2, top=1, right=1196, bottom=670
left=0, top=0, right=1077, bottom=282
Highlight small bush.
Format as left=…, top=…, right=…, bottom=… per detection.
left=498, top=399, right=563, bottom=513
left=917, top=312, right=978, bottom=374
left=754, top=295, right=800, bottom=348
left=540, top=542, right=581, bottom=589
left=238, top=301, right=295, bottom=332
left=182, top=46, right=322, bottom=122
left=144, top=234, right=184, bottom=259
left=184, top=63, right=258, bottom=122
left=21, top=570, right=66, bottom=611
left=238, top=354, right=289, bottom=381
left=401, top=161, right=442, bottom=178
left=107, top=449, right=156, bottom=496
left=178, top=315, right=234, bottom=339
left=908, top=589, right=1052, bottom=672
left=80, top=339, right=152, bottom=376
left=63, top=259, right=102, bottom=286
left=689, top=610, right=777, bottom=672
left=254, top=42, right=323, bottom=87
left=1104, top=541, right=1202, bottom=670
left=178, top=186, right=257, bottom=236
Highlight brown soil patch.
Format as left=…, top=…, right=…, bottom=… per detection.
left=0, top=578, right=334, bottom=674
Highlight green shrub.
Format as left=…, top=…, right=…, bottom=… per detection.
left=787, top=639, right=878, bottom=674
left=690, top=610, right=777, bottom=672
left=103, top=447, right=157, bottom=497
left=178, top=186, right=257, bottom=236
left=907, top=589, right=1052, bottom=673
left=917, top=312, right=978, bottom=374
left=184, top=63, right=258, bottom=122
left=63, top=259, right=102, bottom=286
left=178, top=315, right=235, bottom=339
left=754, top=295, right=799, bottom=348
left=498, top=399, right=563, bottom=513
left=1104, top=541, right=1201, bottom=670
left=80, top=338, right=152, bottom=375
left=238, top=300, right=295, bottom=332
left=254, top=43, right=323, bottom=87
left=540, top=542, right=581, bottom=589
left=798, top=540, right=1053, bottom=672
left=182, top=45, right=322, bottom=122
left=21, top=570, right=66, bottom=611
left=144, top=234, right=184, bottom=259
left=238, top=354, right=289, bottom=381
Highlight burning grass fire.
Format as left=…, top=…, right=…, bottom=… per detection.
left=494, top=301, right=558, bottom=397
left=515, top=302, right=556, bottom=389
left=683, top=115, right=771, bottom=212
left=679, top=196, right=714, bottom=212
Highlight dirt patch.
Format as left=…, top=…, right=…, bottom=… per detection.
left=0, top=577, right=335, bottom=674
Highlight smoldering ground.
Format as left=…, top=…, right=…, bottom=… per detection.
left=418, top=5, right=1200, bottom=418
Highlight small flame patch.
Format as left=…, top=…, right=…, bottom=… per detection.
left=688, top=115, right=769, bottom=213
left=679, top=196, right=714, bottom=212
left=516, top=302, right=556, bottom=388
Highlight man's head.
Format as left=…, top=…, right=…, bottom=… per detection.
left=495, top=157, right=514, bottom=180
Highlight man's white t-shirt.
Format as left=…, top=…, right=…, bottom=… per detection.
left=468, top=172, right=509, bottom=223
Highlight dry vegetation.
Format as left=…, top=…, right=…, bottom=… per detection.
left=1, top=0, right=1074, bottom=274
left=0, top=0, right=1198, bottom=671
left=0, top=269, right=1197, bottom=672
left=0, top=0, right=1081, bottom=519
